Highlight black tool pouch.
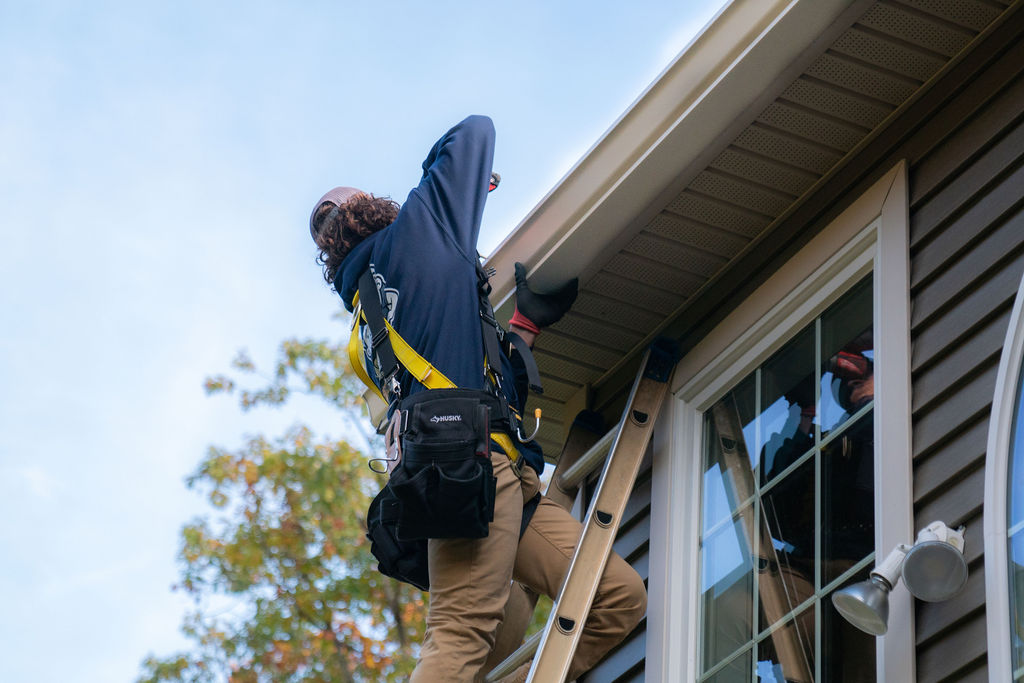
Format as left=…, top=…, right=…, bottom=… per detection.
left=366, top=483, right=430, bottom=591
left=386, top=388, right=497, bottom=541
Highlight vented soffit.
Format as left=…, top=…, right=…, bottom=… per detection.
left=483, top=0, right=1016, bottom=456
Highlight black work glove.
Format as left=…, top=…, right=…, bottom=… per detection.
left=510, top=262, right=578, bottom=331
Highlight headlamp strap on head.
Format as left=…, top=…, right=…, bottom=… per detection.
left=311, top=202, right=342, bottom=241
left=324, top=204, right=341, bottom=225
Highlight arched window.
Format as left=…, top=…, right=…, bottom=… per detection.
left=984, top=271, right=1024, bottom=683
left=1009, top=379, right=1024, bottom=681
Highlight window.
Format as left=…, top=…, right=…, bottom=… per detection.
left=984, top=270, right=1024, bottom=683
left=646, top=162, right=913, bottom=682
left=1009, top=372, right=1024, bottom=681
left=698, top=280, right=876, bottom=682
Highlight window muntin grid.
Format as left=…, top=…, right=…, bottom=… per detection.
left=698, top=278, right=876, bottom=682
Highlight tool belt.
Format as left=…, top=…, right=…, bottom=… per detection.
left=386, top=388, right=497, bottom=540
left=366, top=391, right=542, bottom=591
left=366, top=388, right=500, bottom=590
left=367, top=388, right=546, bottom=590
left=367, top=454, right=540, bottom=592
left=365, top=388, right=497, bottom=590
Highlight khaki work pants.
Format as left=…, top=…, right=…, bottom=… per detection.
left=410, top=451, right=647, bottom=682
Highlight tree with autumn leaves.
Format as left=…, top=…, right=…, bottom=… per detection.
left=138, top=325, right=426, bottom=682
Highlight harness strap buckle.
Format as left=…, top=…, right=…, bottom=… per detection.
left=371, top=327, right=390, bottom=350
left=380, top=369, right=401, bottom=404
left=510, top=450, right=525, bottom=477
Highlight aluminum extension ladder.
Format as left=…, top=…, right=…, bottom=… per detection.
left=482, top=411, right=607, bottom=678
left=524, top=339, right=677, bottom=682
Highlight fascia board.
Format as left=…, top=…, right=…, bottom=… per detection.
left=486, top=0, right=860, bottom=317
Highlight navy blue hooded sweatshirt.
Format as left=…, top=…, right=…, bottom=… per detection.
left=335, top=115, right=543, bottom=474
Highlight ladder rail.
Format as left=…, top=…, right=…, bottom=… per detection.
left=483, top=421, right=617, bottom=683
left=482, top=416, right=610, bottom=679
left=527, top=342, right=676, bottom=682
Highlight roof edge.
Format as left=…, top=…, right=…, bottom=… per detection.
left=486, top=0, right=866, bottom=313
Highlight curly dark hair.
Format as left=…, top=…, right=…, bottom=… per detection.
left=312, top=193, right=400, bottom=284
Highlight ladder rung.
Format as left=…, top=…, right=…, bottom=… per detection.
left=483, top=630, right=542, bottom=682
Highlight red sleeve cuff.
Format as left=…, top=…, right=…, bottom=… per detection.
left=509, top=307, right=540, bottom=335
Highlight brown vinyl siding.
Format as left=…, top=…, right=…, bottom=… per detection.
left=907, top=27, right=1024, bottom=682
left=573, top=5, right=1023, bottom=680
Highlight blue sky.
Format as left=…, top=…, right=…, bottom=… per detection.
left=0, top=1, right=725, bottom=680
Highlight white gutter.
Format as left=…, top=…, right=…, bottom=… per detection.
left=485, top=0, right=868, bottom=320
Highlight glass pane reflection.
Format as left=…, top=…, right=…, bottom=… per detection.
left=700, top=277, right=877, bottom=683
left=822, top=414, right=875, bottom=586
left=820, top=280, right=873, bottom=436
left=705, top=650, right=752, bottom=683
left=756, top=608, right=815, bottom=683
left=1007, top=376, right=1024, bottom=528
left=1010, top=358, right=1024, bottom=531
left=761, top=325, right=816, bottom=487
left=823, top=566, right=876, bottom=682
left=1011, top=531, right=1024, bottom=674
left=704, top=385, right=757, bottom=527
left=761, top=458, right=815, bottom=626
left=702, top=505, right=755, bottom=672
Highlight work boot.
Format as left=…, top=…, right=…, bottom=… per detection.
left=495, top=661, right=530, bottom=683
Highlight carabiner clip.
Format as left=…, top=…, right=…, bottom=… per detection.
left=370, top=409, right=405, bottom=474
left=517, top=408, right=542, bottom=443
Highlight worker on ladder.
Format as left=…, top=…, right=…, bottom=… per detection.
left=309, top=115, right=646, bottom=682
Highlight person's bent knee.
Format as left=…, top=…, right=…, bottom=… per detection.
left=596, top=555, right=647, bottom=636
left=611, top=560, right=647, bottom=631
left=623, top=566, right=647, bottom=631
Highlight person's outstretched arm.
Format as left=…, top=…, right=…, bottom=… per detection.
left=416, top=115, right=495, bottom=259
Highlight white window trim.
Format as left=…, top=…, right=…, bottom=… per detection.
left=646, top=160, right=914, bottom=682
left=983, top=269, right=1024, bottom=683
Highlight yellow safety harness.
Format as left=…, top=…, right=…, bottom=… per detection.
left=348, top=291, right=524, bottom=468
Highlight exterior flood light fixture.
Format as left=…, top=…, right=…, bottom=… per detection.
left=832, top=521, right=968, bottom=636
